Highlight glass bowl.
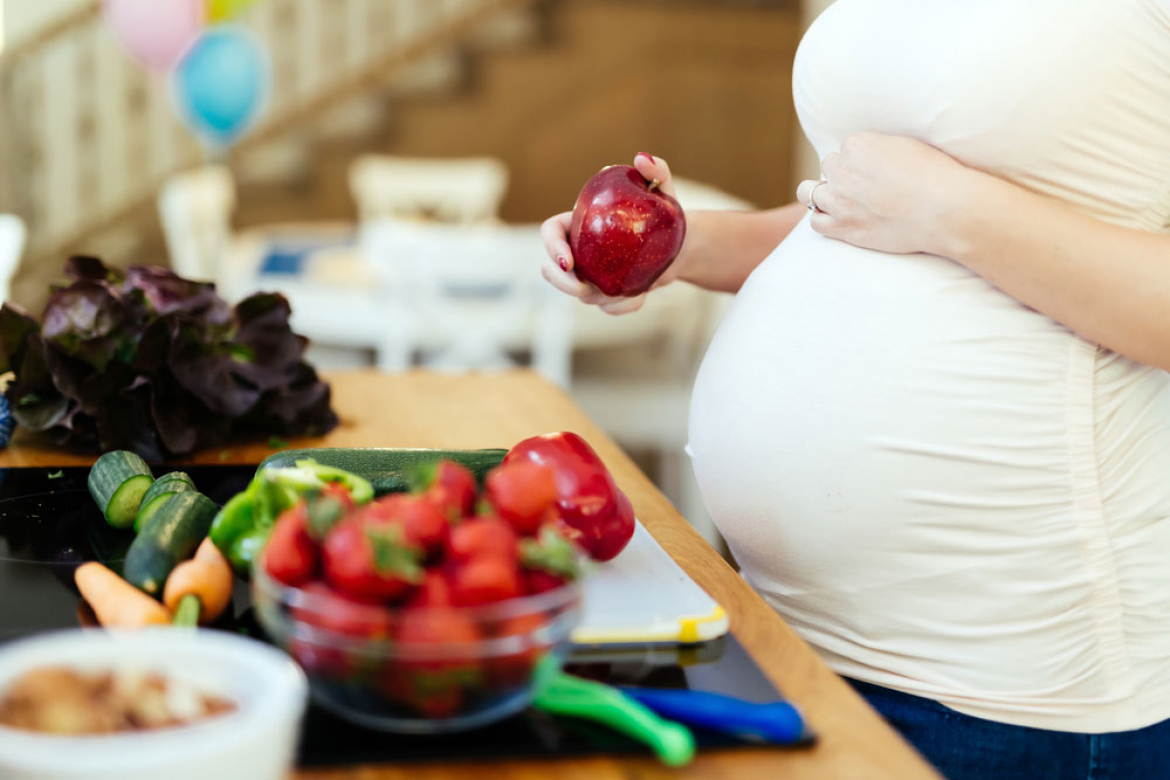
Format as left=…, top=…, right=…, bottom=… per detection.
left=251, top=564, right=582, bottom=733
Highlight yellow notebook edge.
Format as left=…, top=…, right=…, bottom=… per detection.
left=570, top=603, right=729, bottom=646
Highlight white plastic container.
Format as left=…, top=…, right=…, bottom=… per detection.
left=0, top=629, right=308, bottom=780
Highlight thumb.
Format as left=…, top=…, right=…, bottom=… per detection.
left=633, top=153, right=677, bottom=198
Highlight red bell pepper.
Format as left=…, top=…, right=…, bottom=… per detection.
left=504, top=432, right=635, bottom=561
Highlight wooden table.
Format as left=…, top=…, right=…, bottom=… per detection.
left=0, top=370, right=938, bottom=780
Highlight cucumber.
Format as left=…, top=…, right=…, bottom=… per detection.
left=134, top=486, right=194, bottom=533
left=134, top=472, right=195, bottom=533
left=88, top=451, right=153, bottom=529
left=123, top=491, right=219, bottom=595
left=141, top=471, right=195, bottom=505
left=257, top=447, right=508, bottom=496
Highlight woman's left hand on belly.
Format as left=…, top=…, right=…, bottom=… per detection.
left=797, top=132, right=976, bottom=256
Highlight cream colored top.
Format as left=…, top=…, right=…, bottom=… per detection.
left=688, top=0, right=1170, bottom=732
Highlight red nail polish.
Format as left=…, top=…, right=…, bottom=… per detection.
left=558, top=256, right=569, bottom=272
left=637, top=152, right=655, bottom=164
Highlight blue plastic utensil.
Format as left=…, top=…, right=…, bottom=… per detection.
left=619, top=687, right=812, bottom=745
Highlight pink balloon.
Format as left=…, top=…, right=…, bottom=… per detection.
left=103, top=0, right=205, bottom=70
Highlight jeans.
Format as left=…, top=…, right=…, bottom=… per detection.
left=847, top=678, right=1170, bottom=780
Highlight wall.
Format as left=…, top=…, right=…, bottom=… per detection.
left=791, top=0, right=833, bottom=183
left=382, top=0, right=803, bottom=221
left=233, top=0, right=804, bottom=232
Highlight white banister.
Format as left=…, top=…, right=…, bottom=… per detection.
left=0, top=0, right=537, bottom=264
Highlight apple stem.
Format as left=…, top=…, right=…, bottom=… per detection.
left=648, top=178, right=661, bottom=193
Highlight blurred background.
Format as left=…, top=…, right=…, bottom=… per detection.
left=0, top=0, right=827, bottom=548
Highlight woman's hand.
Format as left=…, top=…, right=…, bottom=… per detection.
left=540, top=153, right=685, bottom=315
left=796, top=132, right=977, bottom=257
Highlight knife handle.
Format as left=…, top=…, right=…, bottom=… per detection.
left=534, top=673, right=696, bottom=767
left=620, top=687, right=808, bottom=744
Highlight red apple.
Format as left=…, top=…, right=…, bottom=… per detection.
left=569, top=165, right=686, bottom=298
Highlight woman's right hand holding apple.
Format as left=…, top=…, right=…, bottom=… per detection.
left=540, top=152, right=689, bottom=316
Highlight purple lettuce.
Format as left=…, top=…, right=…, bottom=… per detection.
left=0, top=257, right=337, bottom=459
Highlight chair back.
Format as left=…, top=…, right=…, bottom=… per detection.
left=157, top=166, right=236, bottom=282
left=0, top=215, right=26, bottom=303
left=360, top=218, right=572, bottom=385
left=349, top=155, right=509, bottom=225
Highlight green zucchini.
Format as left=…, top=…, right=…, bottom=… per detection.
left=257, top=447, right=508, bottom=496
left=123, top=491, right=219, bottom=595
left=88, top=451, right=153, bottom=529
left=134, top=472, right=196, bottom=533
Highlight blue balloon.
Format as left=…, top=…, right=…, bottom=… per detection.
left=174, top=26, right=268, bottom=146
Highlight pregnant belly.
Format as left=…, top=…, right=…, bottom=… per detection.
left=687, top=219, right=1118, bottom=684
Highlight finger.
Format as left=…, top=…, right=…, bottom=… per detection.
left=820, top=152, right=841, bottom=180
left=811, top=185, right=839, bottom=216
left=580, top=285, right=643, bottom=307
left=541, top=255, right=592, bottom=298
left=633, top=152, right=677, bottom=198
left=540, top=212, right=576, bottom=272
left=580, top=286, right=618, bottom=306
left=649, top=274, right=673, bottom=291
left=809, top=211, right=837, bottom=237
left=600, top=295, right=647, bottom=316
left=796, top=179, right=835, bottom=215
left=795, top=179, right=819, bottom=209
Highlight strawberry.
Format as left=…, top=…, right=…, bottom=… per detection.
left=523, top=569, right=567, bottom=595
left=485, top=613, right=548, bottom=688
left=445, top=515, right=518, bottom=564
left=381, top=606, right=481, bottom=719
left=449, top=554, right=522, bottom=606
left=410, top=460, right=477, bottom=522
left=302, top=483, right=358, bottom=540
left=519, top=523, right=581, bottom=594
left=406, top=570, right=453, bottom=609
left=322, top=515, right=424, bottom=602
left=484, top=461, right=559, bottom=536
left=291, top=581, right=394, bottom=637
left=264, top=500, right=318, bottom=586
left=365, top=494, right=449, bottom=557
left=288, top=581, right=393, bottom=677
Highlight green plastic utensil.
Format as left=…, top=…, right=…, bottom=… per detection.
left=531, top=657, right=696, bottom=767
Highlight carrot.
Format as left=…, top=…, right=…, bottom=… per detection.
left=163, top=537, right=234, bottom=625
left=75, top=599, right=98, bottom=628
left=74, top=562, right=172, bottom=629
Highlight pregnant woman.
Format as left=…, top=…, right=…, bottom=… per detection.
left=541, top=2, right=1170, bottom=778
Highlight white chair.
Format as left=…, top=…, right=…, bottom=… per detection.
left=348, top=155, right=509, bottom=224
left=0, top=214, right=26, bottom=303
left=360, top=218, right=573, bottom=386
left=157, top=166, right=236, bottom=282
left=160, top=168, right=380, bottom=369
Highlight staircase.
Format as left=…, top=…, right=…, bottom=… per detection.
left=0, top=0, right=799, bottom=311
left=0, top=0, right=542, bottom=286
left=233, top=0, right=800, bottom=233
